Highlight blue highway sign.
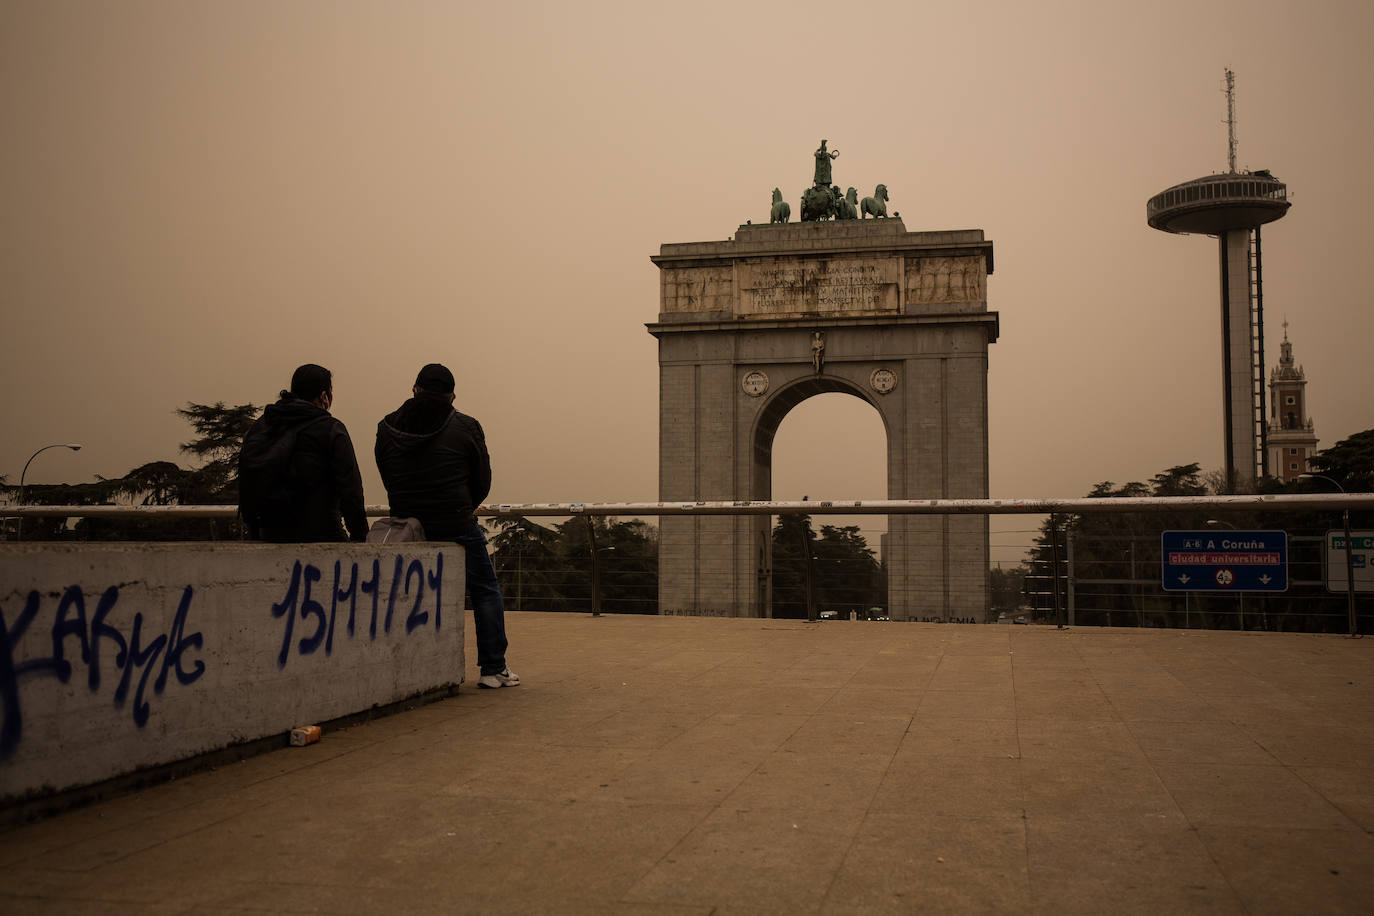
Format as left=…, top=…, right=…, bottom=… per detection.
left=1161, top=530, right=1288, bottom=592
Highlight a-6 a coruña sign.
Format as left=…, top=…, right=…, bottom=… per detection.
left=1161, top=530, right=1288, bottom=592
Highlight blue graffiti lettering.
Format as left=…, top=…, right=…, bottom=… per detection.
left=427, top=554, right=443, bottom=632
left=271, top=553, right=444, bottom=668
left=271, top=561, right=302, bottom=667
left=0, top=585, right=204, bottom=757
left=404, top=559, right=427, bottom=634
left=362, top=559, right=381, bottom=639
left=297, top=563, right=327, bottom=656
left=89, top=586, right=125, bottom=692
left=384, top=555, right=403, bottom=635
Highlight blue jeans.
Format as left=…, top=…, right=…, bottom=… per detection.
left=454, top=518, right=508, bottom=676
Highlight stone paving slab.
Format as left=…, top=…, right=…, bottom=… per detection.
left=3, top=613, right=1374, bottom=914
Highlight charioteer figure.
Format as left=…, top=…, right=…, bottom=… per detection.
left=813, top=139, right=839, bottom=188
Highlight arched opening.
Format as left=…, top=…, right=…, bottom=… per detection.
left=755, top=387, right=888, bottom=619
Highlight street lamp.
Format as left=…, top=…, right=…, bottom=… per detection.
left=16, top=443, right=82, bottom=541
left=1299, top=473, right=1357, bottom=637
left=1206, top=520, right=1243, bottom=629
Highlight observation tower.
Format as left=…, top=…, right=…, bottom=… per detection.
left=1147, top=69, right=1290, bottom=492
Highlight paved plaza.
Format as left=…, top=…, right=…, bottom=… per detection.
left=4, top=612, right=1374, bottom=914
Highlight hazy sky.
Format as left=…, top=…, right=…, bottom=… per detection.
left=3, top=0, right=1371, bottom=565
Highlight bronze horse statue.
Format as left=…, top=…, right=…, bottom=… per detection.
left=769, top=188, right=790, bottom=224
left=861, top=184, right=890, bottom=219
left=839, top=187, right=859, bottom=220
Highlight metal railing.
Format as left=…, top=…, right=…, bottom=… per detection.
left=3, top=492, right=1367, bottom=520
left=4, top=493, right=1370, bottom=631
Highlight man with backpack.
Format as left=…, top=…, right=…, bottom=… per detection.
left=375, top=363, right=518, bottom=689
left=238, top=364, right=368, bottom=543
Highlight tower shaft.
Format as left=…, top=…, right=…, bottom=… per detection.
left=1218, top=229, right=1263, bottom=491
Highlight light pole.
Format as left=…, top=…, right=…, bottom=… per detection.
left=1206, top=519, right=1245, bottom=630
left=1299, top=474, right=1357, bottom=637
left=16, top=443, right=83, bottom=541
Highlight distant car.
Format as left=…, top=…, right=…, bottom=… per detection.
left=1013, top=615, right=1028, bottom=625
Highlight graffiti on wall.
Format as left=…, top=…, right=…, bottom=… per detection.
left=0, top=551, right=446, bottom=758
left=270, top=555, right=444, bottom=667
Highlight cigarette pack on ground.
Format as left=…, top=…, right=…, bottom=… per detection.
left=289, top=725, right=322, bottom=747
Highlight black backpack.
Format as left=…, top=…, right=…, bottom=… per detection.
left=238, top=415, right=329, bottom=535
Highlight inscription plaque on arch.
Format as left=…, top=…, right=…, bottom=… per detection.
left=739, top=256, right=900, bottom=316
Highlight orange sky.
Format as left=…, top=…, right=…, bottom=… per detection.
left=3, top=0, right=1371, bottom=564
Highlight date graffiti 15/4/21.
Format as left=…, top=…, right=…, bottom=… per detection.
left=271, top=553, right=445, bottom=668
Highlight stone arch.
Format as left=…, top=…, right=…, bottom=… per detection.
left=648, top=220, right=997, bottom=620
left=751, top=376, right=887, bottom=502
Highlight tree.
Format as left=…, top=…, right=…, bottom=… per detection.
left=989, top=565, right=1027, bottom=615
left=770, top=516, right=884, bottom=619
left=4, top=401, right=259, bottom=541
left=771, top=513, right=818, bottom=619
left=175, top=402, right=259, bottom=503
left=487, top=517, right=563, bottom=610
left=1026, top=464, right=1218, bottom=628
left=1022, top=457, right=1371, bottom=633
left=1150, top=463, right=1208, bottom=497
left=486, top=516, right=659, bottom=614
left=1308, top=428, right=1374, bottom=493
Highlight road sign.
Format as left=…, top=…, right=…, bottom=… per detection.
left=1325, top=530, right=1374, bottom=594
left=1161, top=530, right=1288, bottom=592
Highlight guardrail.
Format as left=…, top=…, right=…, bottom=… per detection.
left=4, top=494, right=1369, bottom=632
left=2, top=492, right=1370, bottom=519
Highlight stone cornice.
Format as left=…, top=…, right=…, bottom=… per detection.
left=651, top=221, right=994, bottom=274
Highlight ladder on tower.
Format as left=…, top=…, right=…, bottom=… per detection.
left=1248, top=227, right=1268, bottom=480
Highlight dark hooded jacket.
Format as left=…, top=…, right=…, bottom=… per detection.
left=238, top=394, right=368, bottom=542
left=374, top=395, right=491, bottom=540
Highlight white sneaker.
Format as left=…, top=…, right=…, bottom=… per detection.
left=478, top=667, right=520, bottom=689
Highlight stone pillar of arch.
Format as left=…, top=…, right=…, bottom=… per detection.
left=648, top=220, right=997, bottom=620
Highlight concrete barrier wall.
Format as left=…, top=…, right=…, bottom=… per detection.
left=0, top=542, right=463, bottom=802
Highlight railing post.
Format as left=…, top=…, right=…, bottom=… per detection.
left=1066, top=527, right=1076, bottom=628
left=798, top=523, right=817, bottom=623
left=585, top=516, right=601, bottom=617
left=1050, top=515, right=1064, bottom=629
left=1344, top=508, right=1357, bottom=637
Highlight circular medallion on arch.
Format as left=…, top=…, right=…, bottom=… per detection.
left=870, top=367, right=898, bottom=394
left=741, top=370, right=770, bottom=397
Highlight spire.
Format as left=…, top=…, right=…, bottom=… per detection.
left=1271, top=319, right=1302, bottom=380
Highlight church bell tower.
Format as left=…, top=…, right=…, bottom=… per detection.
left=1266, top=322, right=1319, bottom=483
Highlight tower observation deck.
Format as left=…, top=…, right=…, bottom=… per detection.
left=1146, top=70, right=1291, bottom=492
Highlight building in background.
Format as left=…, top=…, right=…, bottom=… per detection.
left=1266, top=322, right=1319, bottom=483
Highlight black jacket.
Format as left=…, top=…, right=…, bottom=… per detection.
left=240, top=395, right=368, bottom=542
left=375, top=395, right=491, bottom=540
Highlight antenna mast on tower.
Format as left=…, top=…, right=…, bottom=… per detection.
left=1225, top=68, right=1237, bottom=173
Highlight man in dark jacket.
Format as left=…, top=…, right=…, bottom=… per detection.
left=238, top=364, right=368, bottom=543
left=375, top=363, right=517, bottom=689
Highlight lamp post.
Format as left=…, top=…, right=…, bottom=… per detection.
left=1299, top=474, right=1357, bottom=637
left=1207, top=519, right=1244, bottom=630
left=15, top=443, right=83, bottom=541
left=584, top=517, right=616, bottom=618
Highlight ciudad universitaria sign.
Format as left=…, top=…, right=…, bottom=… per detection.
left=1161, top=530, right=1288, bottom=592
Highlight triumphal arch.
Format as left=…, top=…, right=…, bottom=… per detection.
left=648, top=144, right=998, bottom=619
